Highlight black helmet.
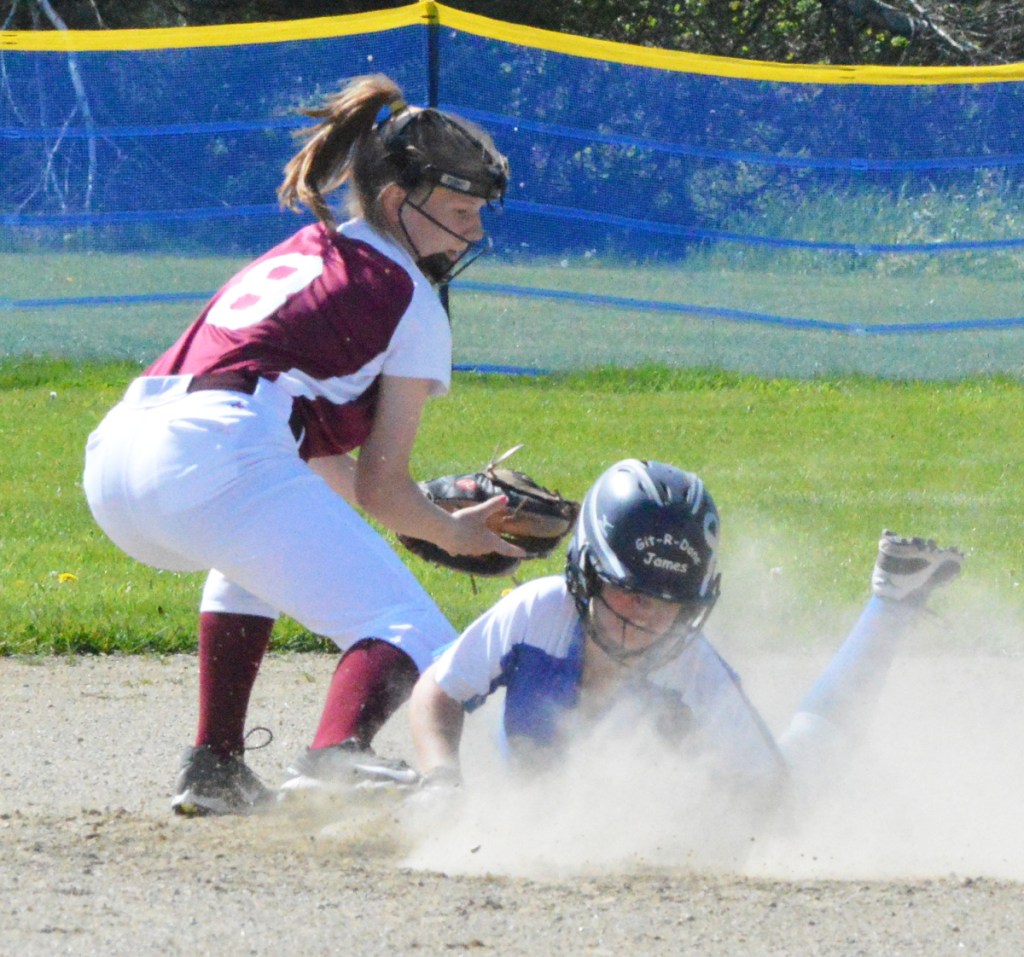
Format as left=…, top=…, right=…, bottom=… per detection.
left=566, top=460, right=721, bottom=664
left=380, top=107, right=508, bottom=205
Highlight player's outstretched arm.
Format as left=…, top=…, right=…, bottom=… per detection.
left=356, top=375, right=522, bottom=558
left=409, top=663, right=466, bottom=782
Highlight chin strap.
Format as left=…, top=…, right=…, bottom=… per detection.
left=397, top=188, right=492, bottom=285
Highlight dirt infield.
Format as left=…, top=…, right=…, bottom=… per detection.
left=3, top=652, right=1024, bottom=956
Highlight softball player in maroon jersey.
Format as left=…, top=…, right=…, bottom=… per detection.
left=83, top=73, right=519, bottom=816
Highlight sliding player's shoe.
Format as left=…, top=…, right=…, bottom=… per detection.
left=871, top=530, right=964, bottom=604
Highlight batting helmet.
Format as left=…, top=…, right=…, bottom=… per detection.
left=566, top=460, right=721, bottom=663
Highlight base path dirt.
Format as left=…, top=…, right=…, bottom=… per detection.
left=2, top=653, right=1023, bottom=956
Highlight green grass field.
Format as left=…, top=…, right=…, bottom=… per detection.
left=1, top=357, right=1020, bottom=656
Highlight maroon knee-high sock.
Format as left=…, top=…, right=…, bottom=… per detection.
left=310, top=639, right=420, bottom=751
left=195, top=612, right=275, bottom=759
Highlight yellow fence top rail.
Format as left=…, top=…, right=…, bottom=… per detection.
left=2, top=0, right=1023, bottom=85
left=438, top=4, right=1024, bottom=85
left=0, top=3, right=425, bottom=50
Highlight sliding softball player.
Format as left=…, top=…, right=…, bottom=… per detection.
left=410, top=459, right=964, bottom=823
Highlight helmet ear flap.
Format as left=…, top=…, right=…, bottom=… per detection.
left=706, top=571, right=722, bottom=609
left=379, top=110, right=430, bottom=193
left=582, top=550, right=604, bottom=603
left=565, top=541, right=597, bottom=615
left=390, top=151, right=427, bottom=193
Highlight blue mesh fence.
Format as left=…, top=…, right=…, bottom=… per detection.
left=3, top=3, right=1024, bottom=378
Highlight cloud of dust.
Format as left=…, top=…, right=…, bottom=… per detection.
left=398, top=708, right=764, bottom=880
left=395, top=538, right=1024, bottom=882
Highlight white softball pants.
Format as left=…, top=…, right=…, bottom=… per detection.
left=776, top=596, right=916, bottom=808
left=83, top=375, right=457, bottom=670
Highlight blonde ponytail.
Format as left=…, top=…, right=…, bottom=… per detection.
left=278, top=73, right=404, bottom=228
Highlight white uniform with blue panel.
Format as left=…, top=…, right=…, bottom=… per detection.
left=433, top=574, right=921, bottom=811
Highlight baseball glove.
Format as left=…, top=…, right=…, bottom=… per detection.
left=398, top=445, right=580, bottom=577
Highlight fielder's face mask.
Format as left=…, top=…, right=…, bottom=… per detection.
left=380, top=106, right=508, bottom=283
left=585, top=581, right=717, bottom=675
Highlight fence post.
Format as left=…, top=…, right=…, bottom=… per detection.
left=423, top=2, right=450, bottom=314
left=425, top=1, right=440, bottom=109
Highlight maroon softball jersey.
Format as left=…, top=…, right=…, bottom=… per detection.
left=147, top=219, right=452, bottom=460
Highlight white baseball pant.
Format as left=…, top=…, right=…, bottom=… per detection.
left=82, top=375, right=456, bottom=670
